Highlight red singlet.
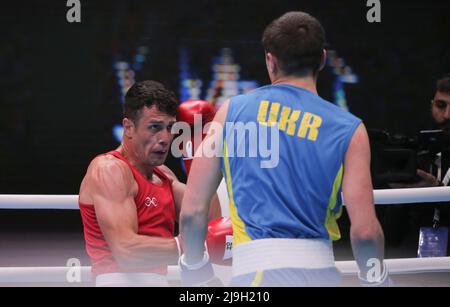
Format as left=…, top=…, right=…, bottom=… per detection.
left=79, top=150, right=176, bottom=277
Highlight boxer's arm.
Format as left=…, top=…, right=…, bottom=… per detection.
left=89, top=157, right=179, bottom=269
left=158, top=165, right=222, bottom=221
left=343, top=123, right=386, bottom=282
left=180, top=100, right=229, bottom=265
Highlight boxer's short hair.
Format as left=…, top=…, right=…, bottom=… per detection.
left=262, top=11, right=326, bottom=77
left=437, top=75, right=450, bottom=94
left=124, top=80, right=178, bottom=123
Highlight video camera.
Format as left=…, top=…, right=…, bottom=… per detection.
left=369, top=129, right=450, bottom=188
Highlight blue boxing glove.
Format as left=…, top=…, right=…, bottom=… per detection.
left=358, top=261, right=392, bottom=287
left=179, top=252, right=215, bottom=286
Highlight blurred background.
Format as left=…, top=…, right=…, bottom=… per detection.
left=0, top=0, right=449, bottom=268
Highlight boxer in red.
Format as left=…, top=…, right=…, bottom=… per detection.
left=79, top=80, right=229, bottom=286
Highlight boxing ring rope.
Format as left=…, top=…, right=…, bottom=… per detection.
left=2, top=186, right=450, bottom=210
left=0, top=195, right=79, bottom=210
left=0, top=187, right=449, bottom=285
left=0, top=258, right=449, bottom=283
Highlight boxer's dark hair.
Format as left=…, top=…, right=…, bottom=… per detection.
left=124, top=80, right=178, bottom=123
left=262, top=11, right=325, bottom=77
left=437, top=75, right=450, bottom=94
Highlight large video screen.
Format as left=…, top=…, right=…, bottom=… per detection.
left=1, top=0, right=449, bottom=194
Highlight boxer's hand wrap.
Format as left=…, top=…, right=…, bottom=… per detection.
left=174, top=236, right=183, bottom=260
left=176, top=217, right=233, bottom=266
left=179, top=252, right=214, bottom=286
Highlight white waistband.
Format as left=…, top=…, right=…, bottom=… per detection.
left=232, top=238, right=336, bottom=277
left=95, top=272, right=168, bottom=287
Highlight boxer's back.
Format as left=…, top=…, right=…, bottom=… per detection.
left=222, top=84, right=361, bottom=245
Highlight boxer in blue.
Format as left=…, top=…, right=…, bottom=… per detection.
left=180, top=11, right=388, bottom=287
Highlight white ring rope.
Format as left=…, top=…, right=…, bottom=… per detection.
left=0, top=258, right=448, bottom=283
left=0, top=191, right=448, bottom=284
left=0, top=187, right=450, bottom=209
left=369, top=187, right=450, bottom=205
left=337, top=257, right=450, bottom=275
left=0, top=195, right=79, bottom=209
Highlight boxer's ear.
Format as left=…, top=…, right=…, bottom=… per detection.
left=123, top=117, right=135, bottom=139
left=319, top=49, right=327, bottom=71
left=265, top=52, right=278, bottom=81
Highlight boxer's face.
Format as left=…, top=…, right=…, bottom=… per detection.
left=431, top=91, right=450, bottom=128
left=129, top=105, right=175, bottom=166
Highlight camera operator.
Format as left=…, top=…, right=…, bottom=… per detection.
left=388, top=75, right=450, bottom=188
left=431, top=75, right=450, bottom=134
left=386, top=75, right=450, bottom=255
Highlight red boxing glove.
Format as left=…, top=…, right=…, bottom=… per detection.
left=177, top=100, right=216, bottom=175
left=177, top=99, right=216, bottom=126
left=206, top=217, right=233, bottom=266
left=176, top=217, right=233, bottom=266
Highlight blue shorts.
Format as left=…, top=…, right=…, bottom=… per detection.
left=230, top=267, right=342, bottom=287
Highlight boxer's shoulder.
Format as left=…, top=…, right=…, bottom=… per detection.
left=87, top=155, right=135, bottom=193
left=80, top=155, right=136, bottom=204
left=156, top=164, right=178, bottom=183
left=89, top=154, right=131, bottom=176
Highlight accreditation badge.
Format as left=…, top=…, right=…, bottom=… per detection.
left=418, top=227, right=449, bottom=257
